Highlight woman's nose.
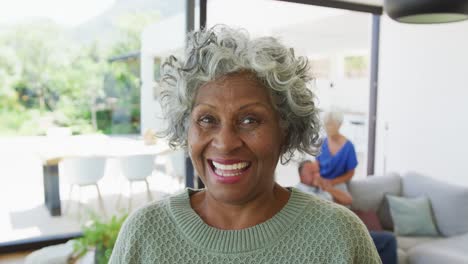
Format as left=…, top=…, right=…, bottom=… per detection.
left=211, top=124, right=243, bottom=153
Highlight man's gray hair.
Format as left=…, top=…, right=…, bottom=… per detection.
left=298, top=160, right=314, bottom=175
left=157, top=25, right=321, bottom=163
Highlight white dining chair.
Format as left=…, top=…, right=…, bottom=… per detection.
left=166, top=150, right=185, bottom=185
left=117, top=154, right=156, bottom=210
left=59, top=156, right=107, bottom=216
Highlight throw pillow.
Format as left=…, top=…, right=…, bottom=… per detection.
left=402, top=172, right=468, bottom=237
left=377, top=195, right=394, bottom=231
left=386, top=195, right=439, bottom=236
left=352, top=210, right=383, bottom=231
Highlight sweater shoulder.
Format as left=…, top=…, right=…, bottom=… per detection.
left=297, top=189, right=367, bottom=232
left=117, top=193, right=178, bottom=239
left=294, top=188, right=356, bottom=216
left=109, top=194, right=180, bottom=263
left=130, top=195, right=170, bottom=220
left=294, top=188, right=372, bottom=244
left=293, top=190, right=381, bottom=263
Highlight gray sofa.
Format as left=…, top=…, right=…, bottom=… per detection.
left=348, top=172, right=468, bottom=264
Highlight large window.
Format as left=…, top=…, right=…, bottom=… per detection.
left=0, top=0, right=186, bottom=249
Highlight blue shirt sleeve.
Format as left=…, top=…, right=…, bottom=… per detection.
left=317, top=140, right=329, bottom=163
left=318, top=139, right=358, bottom=179
left=345, top=142, right=358, bottom=171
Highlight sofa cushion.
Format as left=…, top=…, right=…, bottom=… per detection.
left=352, top=209, right=383, bottom=231
left=348, top=172, right=401, bottom=211
left=387, top=195, right=439, bottom=236
left=397, top=248, right=408, bottom=264
left=402, top=172, right=468, bottom=237
left=397, top=236, right=442, bottom=251
left=377, top=195, right=394, bottom=231
left=408, top=233, right=468, bottom=264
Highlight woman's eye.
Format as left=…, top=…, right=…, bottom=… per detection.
left=198, top=115, right=216, bottom=126
left=240, top=116, right=258, bottom=126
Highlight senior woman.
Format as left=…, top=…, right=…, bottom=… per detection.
left=317, top=111, right=358, bottom=190
left=110, top=26, right=380, bottom=263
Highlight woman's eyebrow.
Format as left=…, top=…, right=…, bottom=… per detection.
left=193, top=103, right=216, bottom=109
left=238, top=102, right=271, bottom=111
left=194, top=102, right=271, bottom=111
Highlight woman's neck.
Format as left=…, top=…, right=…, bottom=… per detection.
left=329, top=133, right=343, bottom=142
left=190, top=184, right=290, bottom=230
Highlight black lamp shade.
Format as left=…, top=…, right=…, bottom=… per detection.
left=384, top=0, right=468, bottom=24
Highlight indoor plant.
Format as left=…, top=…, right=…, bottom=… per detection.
left=73, top=214, right=128, bottom=264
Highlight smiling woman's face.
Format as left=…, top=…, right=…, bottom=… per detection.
left=188, top=73, right=284, bottom=205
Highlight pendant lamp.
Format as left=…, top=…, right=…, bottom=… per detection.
left=384, top=0, right=468, bottom=24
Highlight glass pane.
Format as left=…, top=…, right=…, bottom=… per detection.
left=0, top=0, right=186, bottom=248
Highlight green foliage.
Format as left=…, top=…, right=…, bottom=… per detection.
left=0, top=10, right=160, bottom=135
left=73, top=214, right=128, bottom=264
left=109, top=11, right=160, bottom=56
left=345, top=56, right=367, bottom=70
left=0, top=110, right=33, bottom=135
left=344, top=55, right=368, bottom=78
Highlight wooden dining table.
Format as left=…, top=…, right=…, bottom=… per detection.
left=36, top=134, right=172, bottom=216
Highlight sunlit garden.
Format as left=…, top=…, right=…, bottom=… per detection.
left=0, top=11, right=160, bottom=135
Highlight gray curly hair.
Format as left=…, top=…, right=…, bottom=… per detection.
left=158, top=25, right=321, bottom=163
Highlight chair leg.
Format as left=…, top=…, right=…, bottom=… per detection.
left=128, top=181, right=133, bottom=211
left=64, top=184, right=74, bottom=215
left=77, top=186, right=82, bottom=220
left=145, top=179, right=153, bottom=202
left=95, top=184, right=102, bottom=199
left=177, top=175, right=184, bottom=189
left=116, top=181, right=123, bottom=210
left=95, top=184, right=106, bottom=217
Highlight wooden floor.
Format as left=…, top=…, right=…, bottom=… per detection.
left=0, top=251, right=31, bottom=264
left=0, top=189, right=175, bottom=264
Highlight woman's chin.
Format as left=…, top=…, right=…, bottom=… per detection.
left=208, top=188, right=253, bottom=205
left=204, top=172, right=257, bottom=205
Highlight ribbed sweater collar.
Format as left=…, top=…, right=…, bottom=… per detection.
left=169, top=187, right=309, bottom=253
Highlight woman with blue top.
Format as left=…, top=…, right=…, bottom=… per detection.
left=317, top=111, right=358, bottom=189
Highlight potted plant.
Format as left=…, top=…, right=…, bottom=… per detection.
left=73, top=214, right=127, bottom=264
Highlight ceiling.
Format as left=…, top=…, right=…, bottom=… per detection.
left=207, top=0, right=373, bottom=54
left=275, top=12, right=371, bottom=55
left=339, top=0, right=383, bottom=6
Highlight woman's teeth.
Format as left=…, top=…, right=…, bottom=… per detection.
left=215, top=170, right=242, bottom=177
left=212, top=161, right=250, bottom=177
left=212, top=161, right=249, bottom=170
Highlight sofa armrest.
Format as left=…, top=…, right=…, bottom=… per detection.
left=407, top=232, right=468, bottom=264
left=348, top=172, right=402, bottom=211
left=403, top=172, right=468, bottom=237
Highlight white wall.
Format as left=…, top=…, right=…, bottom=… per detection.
left=140, top=13, right=185, bottom=134
left=375, top=15, right=468, bottom=186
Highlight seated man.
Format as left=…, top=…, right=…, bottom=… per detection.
left=297, top=160, right=397, bottom=264
left=296, top=159, right=352, bottom=206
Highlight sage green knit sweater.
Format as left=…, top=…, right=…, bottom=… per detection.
left=110, top=188, right=381, bottom=264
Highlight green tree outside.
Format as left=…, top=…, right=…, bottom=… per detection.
left=0, top=11, right=159, bottom=136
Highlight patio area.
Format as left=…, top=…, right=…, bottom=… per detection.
left=0, top=135, right=184, bottom=244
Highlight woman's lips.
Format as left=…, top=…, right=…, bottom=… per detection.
left=207, top=159, right=251, bottom=184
